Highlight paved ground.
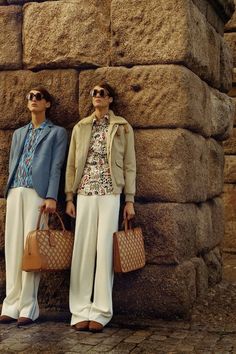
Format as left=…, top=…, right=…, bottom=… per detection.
left=0, top=253, right=236, bottom=354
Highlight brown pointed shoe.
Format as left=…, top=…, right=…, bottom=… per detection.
left=0, top=315, right=17, bottom=324
left=74, top=320, right=89, bottom=331
left=17, top=317, right=34, bottom=326
left=89, top=321, right=104, bottom=333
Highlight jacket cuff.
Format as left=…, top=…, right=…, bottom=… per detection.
left=125, top=194, right=134, bottom=203
left=66, top=192, right=74, bottom=202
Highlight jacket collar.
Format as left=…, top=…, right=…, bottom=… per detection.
left=80, top=110, right=127, bottom=125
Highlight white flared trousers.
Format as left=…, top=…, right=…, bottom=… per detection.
left=70, top=194, right=120, bottom=326
left=1, top=187, right=43, bottom=320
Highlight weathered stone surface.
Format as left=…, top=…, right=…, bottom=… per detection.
left=224, top=155, right=236, bottom=182
left=135, top=129, right=224, bottom=202
left=207, top=2, right=225, bottom=35
left=0, top=6, right=22, bottom=69
left=0, top=131, right=13, bottom=198
left=111, top=0, right=228, bottom=90
left=38, top=272, right=70, bottom=311
left=223, top=127, right=236, bottom=153
left=196, top=197, right=224, bottom=254
left=0, top=258, right=5, bottom=303
left=220, top=38, right=233, bottom=93
left=203, top=247, right=223, bottom=285
left=113, top=262, right=196, bottom=318
left=135, top=198, right=223, bottom=264
left=0, top=199, right=6, bottom=254
left=23, top=1, right=110, bottom=69
left=191, top=257, right=208, bottom=298
left=225, top=0, right=236, bottom=30
left=222, top=184, right=236, bottom=250
left=79, top=66, right=235, bottom=139
left=135, top=203, right=197, bottom=265
left=0, top=70, right=79, bottom=129
left=224, top=32, right=236, bottom=67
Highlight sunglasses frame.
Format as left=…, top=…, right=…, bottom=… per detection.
left=26, top=92, right=45, bottom=101
left=90, top=88, right=109, bottom=98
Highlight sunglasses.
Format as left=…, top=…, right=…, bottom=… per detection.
left=26, top=92, right=45, bottom=101
left=90, top=89, right=109, bottom=98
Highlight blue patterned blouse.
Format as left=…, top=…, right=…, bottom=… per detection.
left=11, top=120, right=48, bottom=189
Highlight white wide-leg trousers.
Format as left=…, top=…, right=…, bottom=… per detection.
left=70, top=194, right=120, bottom=326
left=1, top=187, right=43, bottom=320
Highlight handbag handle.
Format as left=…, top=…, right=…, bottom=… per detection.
left=122, top=218, right=132, bottom=233
left=36, top=210, right=66, bottom=231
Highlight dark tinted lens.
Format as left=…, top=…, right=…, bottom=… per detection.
left=27, top=92, right=43, bottom=101
left=99, top=89, right=105, bottom=97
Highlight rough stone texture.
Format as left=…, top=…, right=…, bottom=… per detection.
left=206, top=1, right=225, bottom=35
left=0, top=199, right=6, bottom=254
left=135, top=129, right=224, bottom=202
left=203, top=247, right=223, bottom=285
left=191, top=257, right=208, bottom=298
left=0, top=70, right=79, bottom=129
left=220, top=37, right=233, bottom=92
left=224, top=155, right=236, bottom=182
left=113, top=262, right=196, bottom=318
left=111, top=0, right=228, bottom=90
left=225, top=0, right=236, bottom=30
left=0, top=258, right=5, bottom=303
left=224, top=32, right=236, bottom=67
left=222, top=184, right=236, bottom=250
left=0, top=6, right=22, bottom=70
left=223, top=127, right=236, bottom=153
left=79, top=66, right=235, bottom=139
left=23, top=1, right=111, bottom=69
left=0, top=131, right=13, bottom=198
left=196, top=197, right=224, bottom=254
left=135, top=198, right=223, bottom=264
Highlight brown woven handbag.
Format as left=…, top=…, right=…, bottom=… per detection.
left=22, top=211, right=74, bottom=272
left=113, top=219, right=145, bottom=273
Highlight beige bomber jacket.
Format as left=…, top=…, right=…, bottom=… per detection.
left=65, top=110, right=136, bottom=203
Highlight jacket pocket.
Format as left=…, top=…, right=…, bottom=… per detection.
left=113, top=159, right=124, bottom=186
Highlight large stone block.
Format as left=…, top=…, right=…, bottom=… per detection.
left=222, top=184, right=236, bottom=250
left=224, top=155, right=236, bottom=182
left=111, top=0, right=226, bottom=90
left=223, top=127, right=236, bottom=153
left=79, top=65, right=235, bottom=139
left=0, top=131, right=13, bottom=198
left=135, top=129, right=224, bottom=202
left=23, top=1, right=111, bottom=69
left=0, top=199, right=6, bottom=254
left=135, top=197, right=223, bottom=264
left=0, top=70, right=79, bottom=129
left=135, top=203, right=197, bottom=265
left=224, top=32, right=236, bottom=67
left=113, top=262, right=196, bottom=318
left=203, top=247, right=222, bottom=285
left=225, top=0, right=236, bottom=30
left=220, top=38, right=233, bottom=93
left=191, top=257, right=208, bottom=298
left=196, top=197, right=224, bottom=254
left=0, top=6, right=22, bottom=69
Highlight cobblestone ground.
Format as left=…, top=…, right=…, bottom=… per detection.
left=0, top=253, right=235, bottom=354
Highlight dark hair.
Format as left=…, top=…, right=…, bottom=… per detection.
left=95, top=82, right=116, bottom=108
left=29, top=85, right=53, bottom=114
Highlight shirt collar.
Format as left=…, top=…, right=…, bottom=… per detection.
left=93, top=113, right=109, bottom=125
left=29, top=119, right=48, bottom=130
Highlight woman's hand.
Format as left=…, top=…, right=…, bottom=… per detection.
left=66, top=201, right=76, bottom=218
left=123, top=202, right=135, bottom=220
left=40, top=199, right=57, bottom=213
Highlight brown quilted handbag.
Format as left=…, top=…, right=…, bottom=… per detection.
left=113, top=219, right=145, bottom=273
left=22, top=211, right=74, bottom=272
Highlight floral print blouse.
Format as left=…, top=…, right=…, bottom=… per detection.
left=78, top=115, right=113, bottom=196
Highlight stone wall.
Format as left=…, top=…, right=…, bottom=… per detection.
left=0, top=0, right=234, bottom=318
left=224, top=1, right=236, bottom=252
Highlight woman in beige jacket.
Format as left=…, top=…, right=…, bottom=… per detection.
left=65, top=82, right=136, bottom=332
